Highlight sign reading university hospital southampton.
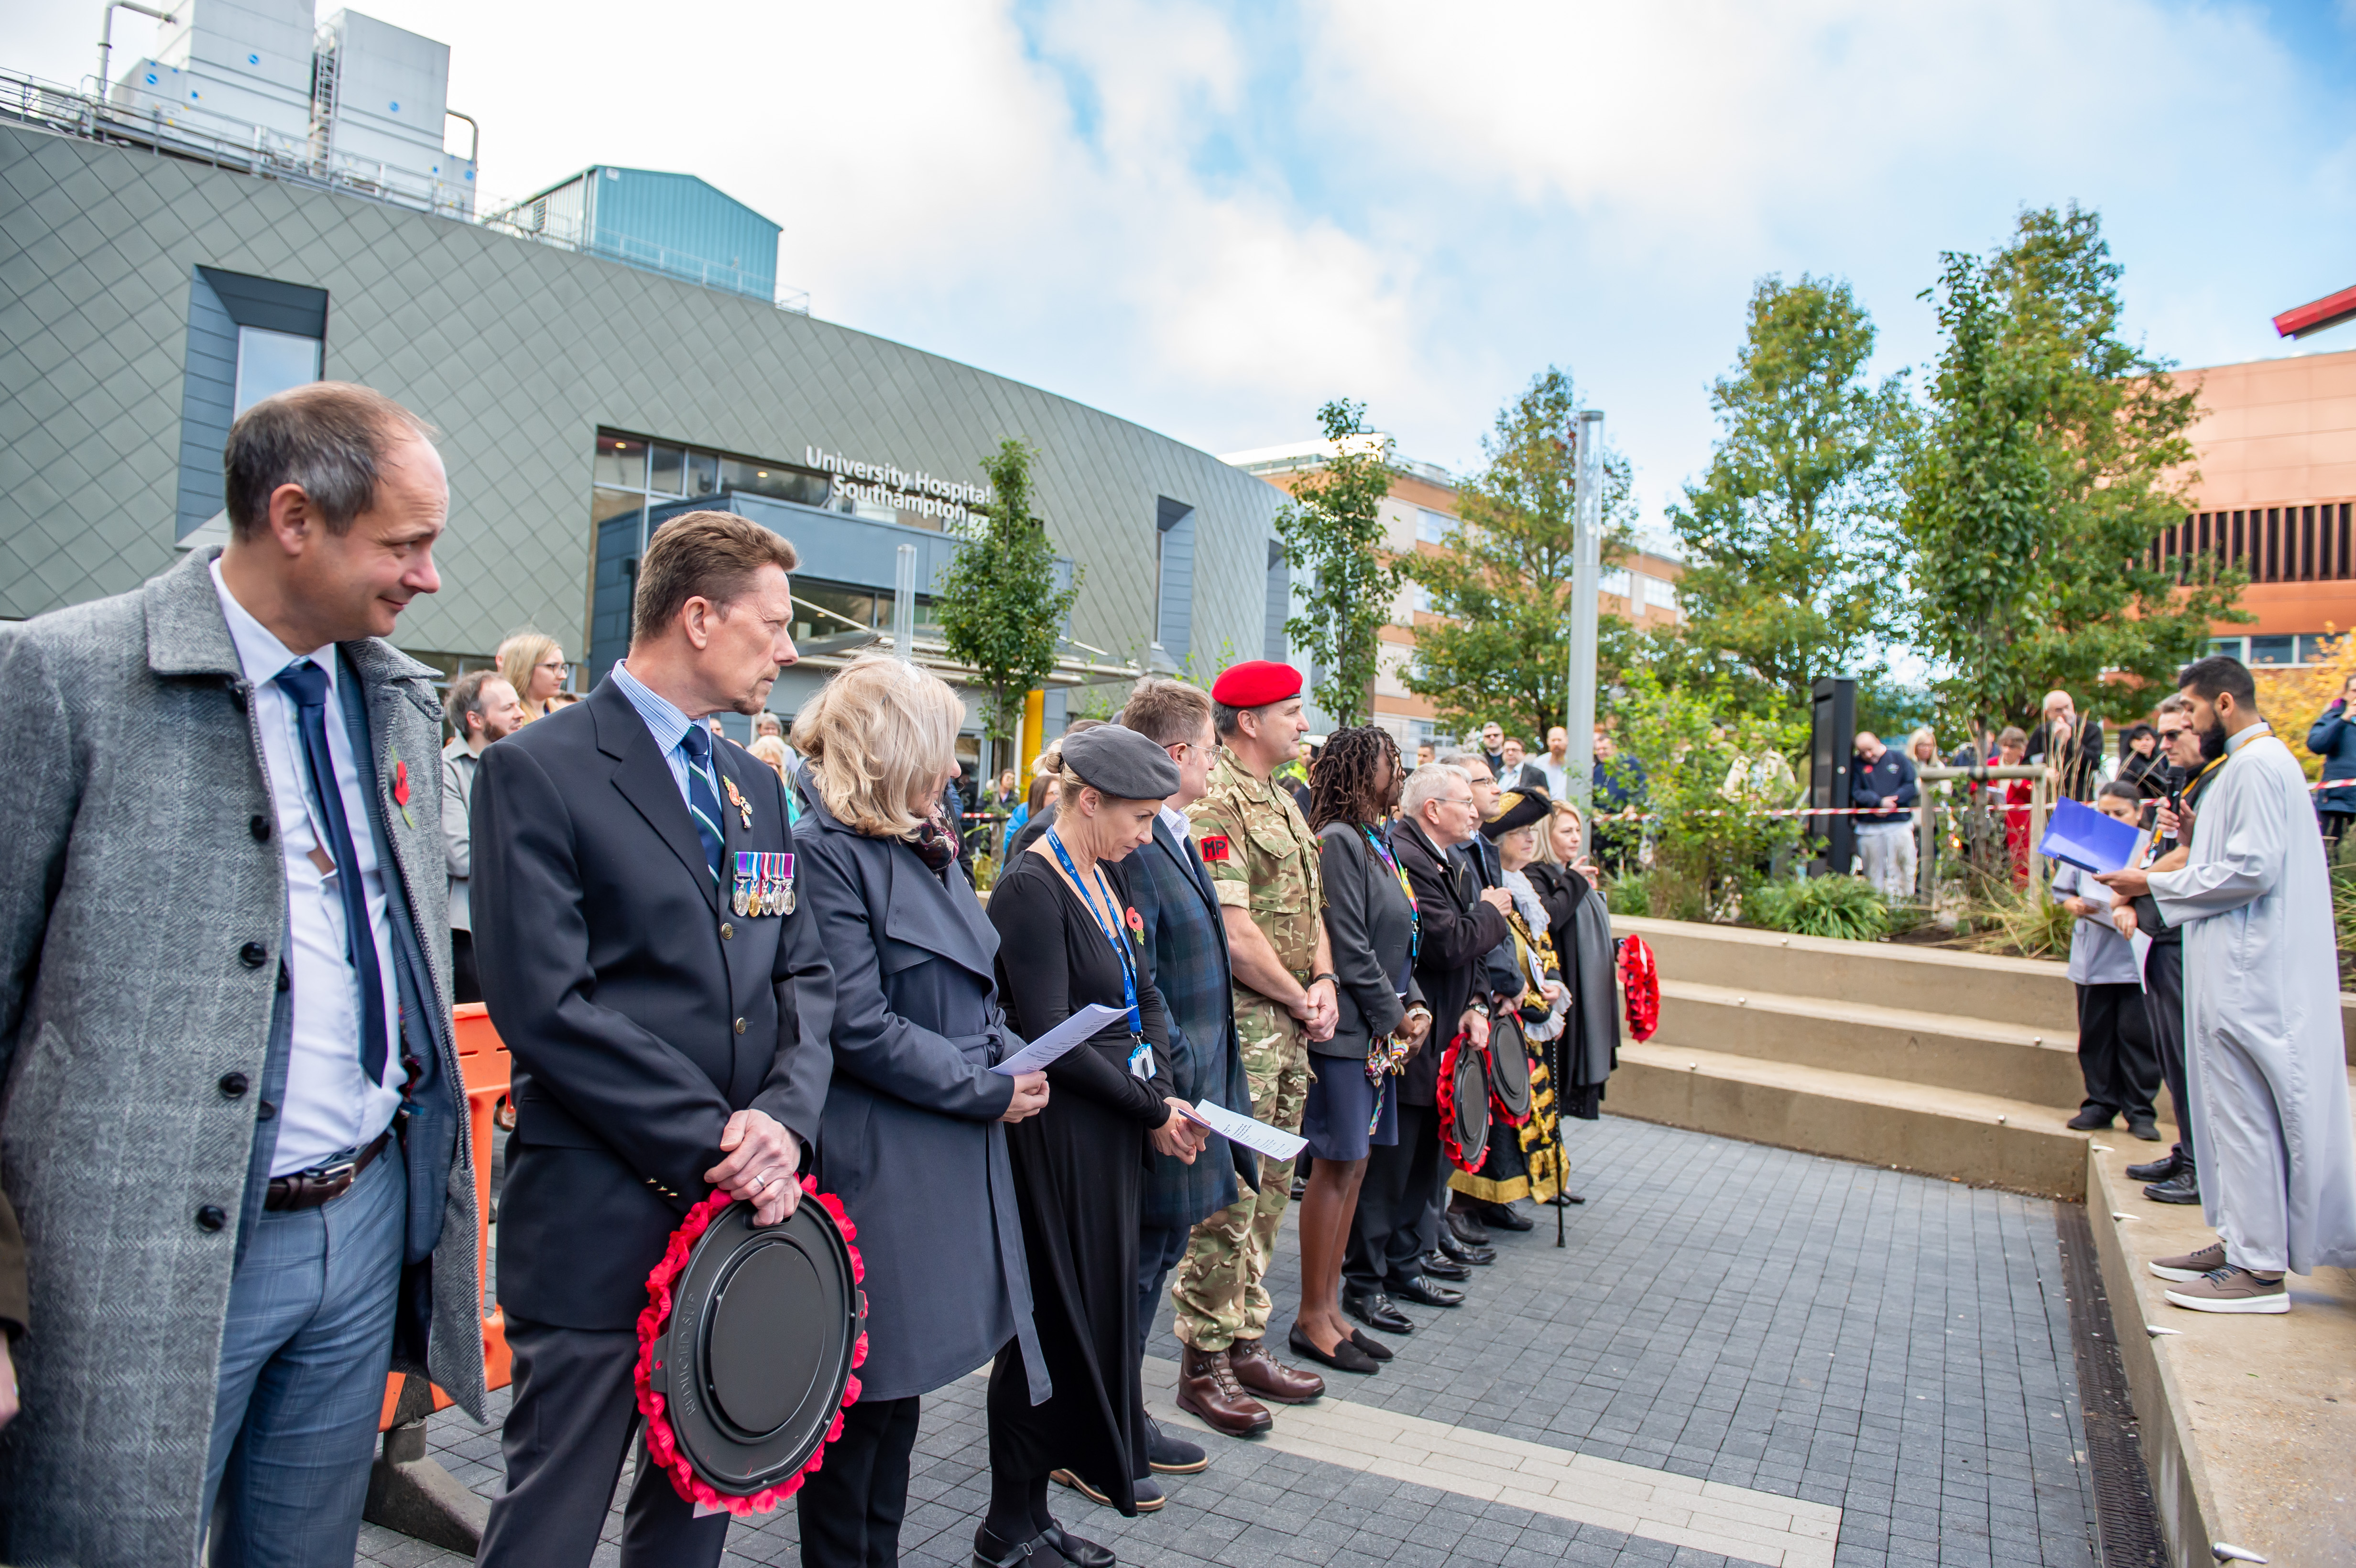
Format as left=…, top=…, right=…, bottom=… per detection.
left=807, top=447, right=993, bottom=525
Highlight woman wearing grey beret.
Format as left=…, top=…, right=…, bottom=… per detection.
left=980, top=724, right=1209, bottom=1568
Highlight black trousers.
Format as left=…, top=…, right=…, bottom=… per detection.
left=2076, top=981, right=2159, bottom=1121
left=1343, top=1102, right=1440, bottom=1296
left=1136, top=1220, right=1191, bottom=1357
left=451, top=927, right=482, bottom=1004
left=476, top=1314, right=730, bottom=1568
left=797, top=1394, right=922, bottom=1568
left=2141, top=937, right=2192, bottom=1163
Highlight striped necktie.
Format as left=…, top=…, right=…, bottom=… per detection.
left=678, top=723, right=727, bottom=887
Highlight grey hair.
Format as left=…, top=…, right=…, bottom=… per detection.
left=224, top=381, right=433, bottom=541
left=1401, top=762, right=1469, bottom=818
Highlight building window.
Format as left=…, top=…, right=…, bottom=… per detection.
left=1416, top=507, right=1454, bottom=544
left=2249, top=635, right=2297, bottom=667
left=1600, top=567, right=1632, bottom=599
left=1156, top=497, right=1195, bottom=665
left=232, top=327, right=323, bottom=415
left=175, top=267, right=329, bottom=542
left=1641, top=574, right=1679, bottom=611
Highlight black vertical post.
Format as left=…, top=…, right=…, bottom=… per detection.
left=1809, top=676, right=1858, bottom=878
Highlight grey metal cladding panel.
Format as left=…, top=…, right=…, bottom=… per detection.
left=196, top=265, right=329, bottom=335
left=176, top=266, right=236, bottom=536
left=1, top=122, right=1284, bottom=663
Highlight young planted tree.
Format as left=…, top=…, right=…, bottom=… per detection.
left=1275, top=400, right=1403, bottom=726
left=1902, top=204, right=2238, bottom=735
left=934, top=438, right=1081, bottom=772
left=1403, top=367, right=1637, bottom=741
left=1668, top=275, right=1912, bottom=717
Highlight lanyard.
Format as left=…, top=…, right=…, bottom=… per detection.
left=1361, top=825, right=1419, bottom=967
left=1046, top=829, right=1145, bottom=1041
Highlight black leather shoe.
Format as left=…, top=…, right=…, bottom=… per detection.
left=2145, top=1171, right=2201, bottom=1205
left=1445, top=1209, right=1491, bottom=1246
left=2066, top=1107, right=2116, bottom=1131
left=974, top=1525, right=1062, bottom=1568
left=1146, top=1417, right=1207, bottom=1475
left=2126, top=1149, right=2183, bottom=1183
left=1546, top=1191, right=1586, bottom=1205
left=1344, top=1290, right=1414, bottom=1334
left=1043, top=1522, right=1117, bottom=1566
left=2127, top=1116, right=2162, bottom=1143
left=1419, top=1251, right=1472, bottom=1281
left=1436, top=1232, right=1495, bottom=1266
left=1289, top=1320, right=1380, bottom=1373
left=1393, top=1275, right=1465, bottom=1307
left=1482, top=1202, right=1535, bottom=1232
left=1348, top=1328, right=1394, bottom=1361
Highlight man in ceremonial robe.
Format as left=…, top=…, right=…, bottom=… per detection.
left=2103, top=654, right=2356, bottom=1313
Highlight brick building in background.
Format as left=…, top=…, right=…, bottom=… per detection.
left=1223, top=437, right=1683, bottom=751
left=2160, top=342, right=2356, bottom=665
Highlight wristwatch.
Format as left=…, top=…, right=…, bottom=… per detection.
left=1312, top=971, right=1340, bottom=988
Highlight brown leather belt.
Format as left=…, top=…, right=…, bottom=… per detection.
left=264, top=1130, right=393, bottom=1212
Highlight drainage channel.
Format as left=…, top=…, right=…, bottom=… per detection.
left=2055, top=1199, right=2168, bottom=1568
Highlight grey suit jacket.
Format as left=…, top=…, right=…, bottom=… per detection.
left=0, top=547, right=483, bottom=1568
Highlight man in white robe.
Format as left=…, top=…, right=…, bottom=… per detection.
left=2102, top=654, right=2356, bottom=1313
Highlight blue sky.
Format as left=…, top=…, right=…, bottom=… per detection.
left=8, top=0, right=2352, bottom=523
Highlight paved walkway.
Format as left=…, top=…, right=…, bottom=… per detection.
left=359, top=1116, right=2100, bottom=1568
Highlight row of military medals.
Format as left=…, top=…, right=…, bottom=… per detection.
left=723, top=776, right=794, bottom=918
left=732, top=851, right=794, bottom=917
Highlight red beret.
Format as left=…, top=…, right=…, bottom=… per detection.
left=1211, top=660, right=1303, bottom=708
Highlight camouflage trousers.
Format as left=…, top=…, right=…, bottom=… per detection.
left=1170, top=997, right=1310, bottom=1351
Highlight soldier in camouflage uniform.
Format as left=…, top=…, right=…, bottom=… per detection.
left=1170, top=661, right=1335, bottom=1434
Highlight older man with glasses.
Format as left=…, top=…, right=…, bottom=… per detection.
left=1341, top=763, right=1511, bottom=1335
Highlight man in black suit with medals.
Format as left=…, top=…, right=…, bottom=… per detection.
left=471, top=511, right=833, bottom=1567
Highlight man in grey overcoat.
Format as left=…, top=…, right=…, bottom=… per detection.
left=0, top=383, right=485, bottom=1567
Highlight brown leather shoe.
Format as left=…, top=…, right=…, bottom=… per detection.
left=1175, top=1343, right=1271, bottom=1437
left=1227, top=1337, right=1324, bottom=1405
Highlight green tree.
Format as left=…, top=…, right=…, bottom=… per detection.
left=1603, top=668, right=1807, bottom=917
left=935, top=438, right=1081, bottom=770
left=1402, top=367, right=1637, bottom=742
left=1667, top=275, right=1912, bottom=715
left=1901, top=204, right=2239, bottom=733
left=1275, top=400, right=1404, bottom=726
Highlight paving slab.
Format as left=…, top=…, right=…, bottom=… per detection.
left=360, top=1116, right=2101, bottom=1568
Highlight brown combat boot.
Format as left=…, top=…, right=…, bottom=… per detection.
left=1175, top=1343, right=1272, bottom=1437
left=1227, top=1337, right=1324, bottom=1405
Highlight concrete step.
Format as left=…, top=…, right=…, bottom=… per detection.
left=2086, top=1082, right=2356, bottom=1568
left=1649, top=977, right=2143, bottom=1117
left=1613, top=915, right=2078, bottom=1031
left=1608, top=1042, right=2100, bottom=1198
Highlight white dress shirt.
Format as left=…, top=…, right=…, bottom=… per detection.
left=1159, top=803, right=1194, bottom=851
left=211, top=560, right=404, bottom=1175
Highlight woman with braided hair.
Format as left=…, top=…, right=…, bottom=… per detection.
left=1292, top=726, right=1429, bottom=1372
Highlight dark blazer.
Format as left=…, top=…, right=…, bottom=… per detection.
left=1315, top=823, right=1423, bottom=1060
left=1391, top=817, right=1508, bottom=1107
left=1457, top=833, right=1523, bottom=999
left=1127, top=814, right=1254, bottom=1231
left=2310, top=701, right=2356, bottom=813
left=794, top=782, right=1044, bottom=1403
left=471, top=676, right=834, bottom=1331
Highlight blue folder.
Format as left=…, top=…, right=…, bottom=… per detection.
left=2037, top=795, right=2142, bottom=875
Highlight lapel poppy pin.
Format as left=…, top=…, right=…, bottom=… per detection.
left=390, top=751, right=416, bottom=828
left=1125, top=906, right=1144, bottom=936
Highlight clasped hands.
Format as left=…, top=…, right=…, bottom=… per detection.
left=704, top=1108, right=803, bottom=1227
left=1152, top=1097, right=1210, bottom=1162
left=1287, top=976, right=1339, bottom=1042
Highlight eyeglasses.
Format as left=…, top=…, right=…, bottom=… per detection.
left=1439, top=794, right=1475, bottom=809
left=535, top=659, right=568, bottom=673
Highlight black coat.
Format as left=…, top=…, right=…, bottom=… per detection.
left=987, top=850, right=1177, bottom=1516
left=1391, top=817, right=1508, bottom=1107
left=794, top=784, right=1042, bottom=1404
left=471, top=677, right=834, bottom=1331
left=1316, top=823, right=1423, bottom=1061
left=1526, top=862, right=1618, bottom=1117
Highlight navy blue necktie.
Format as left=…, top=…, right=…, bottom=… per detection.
left=274, top=658, right=390, bottom=1087
left=678, top=723, right=727, bottom=888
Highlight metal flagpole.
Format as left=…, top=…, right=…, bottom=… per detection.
left=1563, top=410, right=1604, bottom=811
left=892, top=544, right=916, bottom=664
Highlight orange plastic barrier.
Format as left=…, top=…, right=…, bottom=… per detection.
left=378, top=1002, right=513, bottom=1429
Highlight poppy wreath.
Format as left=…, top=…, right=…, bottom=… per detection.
left=1435, top=1031, right=1478, bottom=1171
left=633, top=1176, right=869, bottom=1514
left=1617, top=933, right=1660, bottom=1043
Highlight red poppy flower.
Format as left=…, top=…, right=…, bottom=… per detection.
left=392, top=759, right=410, bottom=807
left=1124, top=906, right=1144, bottom=935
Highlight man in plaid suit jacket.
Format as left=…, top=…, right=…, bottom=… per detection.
left=1117, top=682, right=1257, bottom=1494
